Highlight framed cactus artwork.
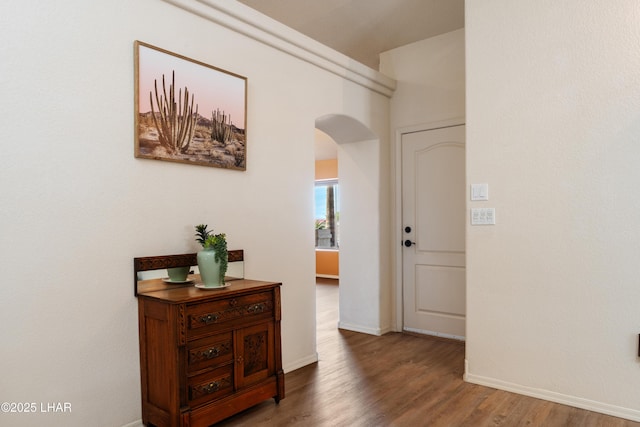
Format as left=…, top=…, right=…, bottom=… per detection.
left=134, top=41, right=247, bottom=170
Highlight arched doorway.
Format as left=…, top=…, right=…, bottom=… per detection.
left=315, top=114, right=389, bottom=336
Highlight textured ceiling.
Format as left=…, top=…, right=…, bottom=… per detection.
left=237, top=0, right=465, bottom=69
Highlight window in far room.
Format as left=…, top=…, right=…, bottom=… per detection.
left=315, top=179, right=339, bottom=249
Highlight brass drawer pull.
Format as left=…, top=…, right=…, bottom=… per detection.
left=202, top=347, right=220, bottom=359
left=247, top=303, right=266, bottom=313
left=200, top=313, right=219, bottom=324
left=202, top=381, right=220, bottom=394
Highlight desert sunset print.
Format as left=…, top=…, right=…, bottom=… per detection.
left=135, top=41, right=247, bottom=170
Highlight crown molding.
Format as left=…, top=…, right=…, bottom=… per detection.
left=160, top=0, right=396, bottom=98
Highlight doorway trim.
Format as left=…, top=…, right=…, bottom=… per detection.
left=393, top=117, right=466, bottom=333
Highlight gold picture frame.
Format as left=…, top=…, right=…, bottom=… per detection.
left=134, top=41, right=247, bottom=170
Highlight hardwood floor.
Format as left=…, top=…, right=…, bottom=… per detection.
left=215, top=281, right=639, bottom=426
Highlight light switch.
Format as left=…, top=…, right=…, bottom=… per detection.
left=471, top=208, right=496, bottom=225
left=471, top=183, right=489, bottom=201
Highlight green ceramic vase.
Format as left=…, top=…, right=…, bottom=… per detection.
left=197, top=248, right=224, bottom=287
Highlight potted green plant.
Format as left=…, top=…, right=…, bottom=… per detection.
left=194, top=224, right=228, bottom=288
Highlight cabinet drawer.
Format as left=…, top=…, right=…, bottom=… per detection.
left=187, top=333, right=233, bottom=373
left=188, top=365, right=233, bottom=407
left=186, top=291, right=274, bottom=337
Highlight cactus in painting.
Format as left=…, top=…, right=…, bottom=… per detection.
left=211, top=108, right=232, bottom=144
left=150, top=71, right=198, bottom=153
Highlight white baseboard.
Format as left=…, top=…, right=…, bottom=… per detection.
left=403, top=326, right=465, bottom=341
left=338, top=321, right=384, bottom=336
left=464, top=372, right=640, bottom=422
left=121, top=420, right=143, bottom=427
left=379, top=325, right=394, bottom=335
left=315, top=274, right=339, bottom=279
left=283, top=352, right=318, bottom=373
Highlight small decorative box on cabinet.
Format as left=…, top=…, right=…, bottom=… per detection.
left=134, top=253, right=284, bottom=427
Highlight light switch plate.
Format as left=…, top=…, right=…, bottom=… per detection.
left=471, top=183, right=489, bottom=201
left=471, top=208, right=496, bottom=225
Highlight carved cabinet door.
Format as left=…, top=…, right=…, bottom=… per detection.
left=235, top=321, right=275, bottom=390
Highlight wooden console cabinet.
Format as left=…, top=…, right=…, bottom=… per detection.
left=137, top=279, right=284, bottom=427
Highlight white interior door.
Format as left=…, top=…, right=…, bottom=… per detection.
left=402, top=125, right=465, bottom=339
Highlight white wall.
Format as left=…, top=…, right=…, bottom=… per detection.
left=380, top=29, right=465, bottom=130
left=379, top=29, right=466, bottom=331
left=465, top=0, right=640, bottom=421
left=0, top=1, right=391, bottom=425
left=338, top=137, right=386, bottom=333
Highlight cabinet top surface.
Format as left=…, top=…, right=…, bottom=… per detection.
left=136, top=277, right=281, bottom=303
